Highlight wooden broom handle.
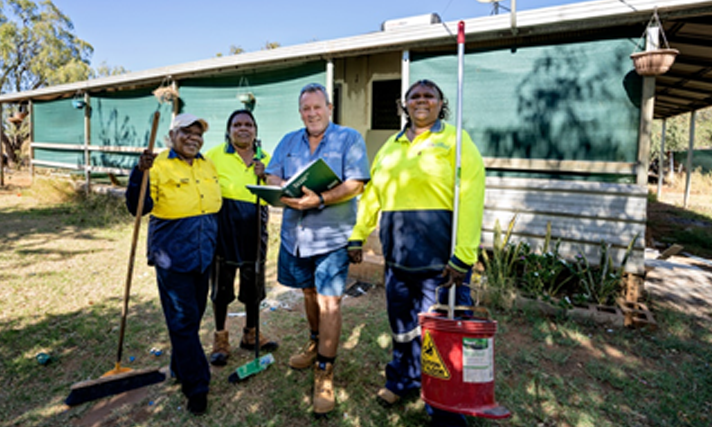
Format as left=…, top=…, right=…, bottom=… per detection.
left=117, top=111, right=160, bottom=364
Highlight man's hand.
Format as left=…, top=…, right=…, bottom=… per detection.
left=281, top=186, right=321, bottom=211
left=441, top=264, right=467, bottom=288
left=348, top=248, right=363, bottom=264
left=138, top=149, right=157, bottom=171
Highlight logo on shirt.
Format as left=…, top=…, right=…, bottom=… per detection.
left=428, top=141, right=450, bottom=150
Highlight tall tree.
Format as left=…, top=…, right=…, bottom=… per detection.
left=0, top=0, right=93, bottom=165
left=0, top=0, right=93, bottom=93
left=90, top=61, right=128, bottom=78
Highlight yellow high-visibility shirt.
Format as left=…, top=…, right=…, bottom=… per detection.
left=204, top=142, right=271, bottom=203
left=350, top=121, right=485, bottom=270
left=149, top=150, right=222, bottom=219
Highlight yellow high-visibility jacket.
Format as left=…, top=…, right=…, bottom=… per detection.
left=349, top=121, right=485, bottom=272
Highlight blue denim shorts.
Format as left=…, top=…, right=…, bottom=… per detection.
left=277, top=245, right=349, bottom=297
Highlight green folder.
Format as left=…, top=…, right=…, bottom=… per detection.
left=246, top=158, right=342, bottom=207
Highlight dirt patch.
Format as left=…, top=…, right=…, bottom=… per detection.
left=644, top=253, right=712, bottom=320
left=73, top=387, right=152, bottom=427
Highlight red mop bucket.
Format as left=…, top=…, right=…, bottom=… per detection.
left=418, top=307, right=510, bottom=419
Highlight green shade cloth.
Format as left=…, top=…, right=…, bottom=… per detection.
left=411, top=38, right=641, bottom=168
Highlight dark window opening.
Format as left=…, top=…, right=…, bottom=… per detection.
left=332, top=83, right=342, bottom=125
left=371, top=79, right=401, bottom=130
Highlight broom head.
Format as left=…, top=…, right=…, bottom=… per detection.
left=65, top=367, right=165, bottom=406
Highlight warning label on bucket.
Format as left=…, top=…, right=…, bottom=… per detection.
left=422, top=331, right=450, bottom=380
left=462, top=337, right=493, bottom=383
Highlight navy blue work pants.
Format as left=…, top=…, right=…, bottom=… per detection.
left=384, top=266, right=472, bottom=427
left=155, top=266, right=210, bottom=398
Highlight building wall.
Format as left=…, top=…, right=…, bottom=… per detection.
left=335, top=51, right=401, bottom=163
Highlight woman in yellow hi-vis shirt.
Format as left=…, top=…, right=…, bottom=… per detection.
left=204, top=109, right=277, bottom=367
left=348, top=80, right=486, bottom=427
left=126, top=113, right=221, bottom=416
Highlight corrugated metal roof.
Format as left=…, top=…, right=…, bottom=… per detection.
left=654, top=15, right=712, bottom=118
left=1, top=0, right=711, bottom=119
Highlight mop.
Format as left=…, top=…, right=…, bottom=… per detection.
left=229, top=140, right=275, bottom=382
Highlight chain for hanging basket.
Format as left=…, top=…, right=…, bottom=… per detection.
left=630, top=9, right=679, bottom=76
left=153, top=76, right=179, bottom=103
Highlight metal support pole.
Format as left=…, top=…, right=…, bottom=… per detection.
left=326, top=59, right=334, bottom=107
left=684, top=110, right=695, bottom=208
left=171, top=80, right=179, bottom=121
left=0, top=103, right=4, bottom=187
left=657, top=118, right=666, bottom=200
left=401, top=50, right=410, bottom=130
left=84, top=93, right=91, bottom=194
left=28, top=101, right=34, bottom=184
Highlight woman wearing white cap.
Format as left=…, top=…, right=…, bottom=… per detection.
left=126, top=113, right=222, bottom=416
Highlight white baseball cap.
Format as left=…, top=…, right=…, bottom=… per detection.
left=170, top=113, right=209, bottom=132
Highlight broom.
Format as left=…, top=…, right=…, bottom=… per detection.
left=229, top=140, right=275, bottom=383
left=66, top=111, right=165, bottom=406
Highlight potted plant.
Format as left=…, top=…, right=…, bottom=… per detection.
left=153, top=76, right=179, bottom=104
left=630, top=11, right=679, bottom=76
left=72, top=95, right=85, bottom=109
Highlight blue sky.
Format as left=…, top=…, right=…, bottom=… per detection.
left=52, top=0, right=578, bottom=73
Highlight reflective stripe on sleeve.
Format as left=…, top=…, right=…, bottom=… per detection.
left=392, top=326, right=421, bottom=343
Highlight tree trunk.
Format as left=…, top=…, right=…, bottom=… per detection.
left=1, top=132, right=21, bottom=166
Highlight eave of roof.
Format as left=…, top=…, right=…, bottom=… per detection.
left=0, top=0, right=710, bottom=108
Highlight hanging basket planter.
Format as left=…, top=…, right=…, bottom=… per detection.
left=630, top=9, right=678, bottom=77
left=153, top=76, right=179, bottom=103
left=7, top=115, right=23, bottom=124
left=153, top=86, right=179, bottom=103
left=631, top=48, right=679, bottom=76
left=235, top=76, right=256, bottom=109
left=72, top=90, right=86, bottom=109
left=238, top=92, right=255, bottom=105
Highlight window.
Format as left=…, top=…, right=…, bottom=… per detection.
left=371, top=79, right=401, bottom=130
left=332, top=83, right=342, bottom=125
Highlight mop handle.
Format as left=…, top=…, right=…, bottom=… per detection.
left=117, top=111, right=160, bottom=364
left=448, top=21, right=466, bottom=320
left=253, top=140, right=264, bottom=361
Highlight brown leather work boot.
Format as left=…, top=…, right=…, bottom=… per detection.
left=239, top=327, right=279, bottom=352
left=313, top=361, right=335, bottom=416
left=289, top=337, right=318, bottom=370
left=210, top=330, right=230, bottom=366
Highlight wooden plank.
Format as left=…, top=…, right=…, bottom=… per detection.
left=89, top=165, right=133, bottom=175
left=484, top=190, right=647, bottom=220
left=481, top=219, right=644, bottom=250
left=485, top=176, right=646, bottom=196
left=31, top=142, right=145, bottom=153
left=483, top=158, right=637, bottom=175
left=87, top=146, right=145, bottom=154
left=31, top=159, right=83, bottom=170
left=31, top=142, right=84, bottom=150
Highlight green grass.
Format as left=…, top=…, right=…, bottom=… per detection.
left=1, top=180, right=711, bottom=426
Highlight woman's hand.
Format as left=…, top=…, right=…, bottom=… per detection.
left=253, top=160, right=266, bottom=182
left=348, top=248, right=363, bottom=264
left=138, top=149, right=157, bottom=171
left=441, top=265, right=467, bottom=287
